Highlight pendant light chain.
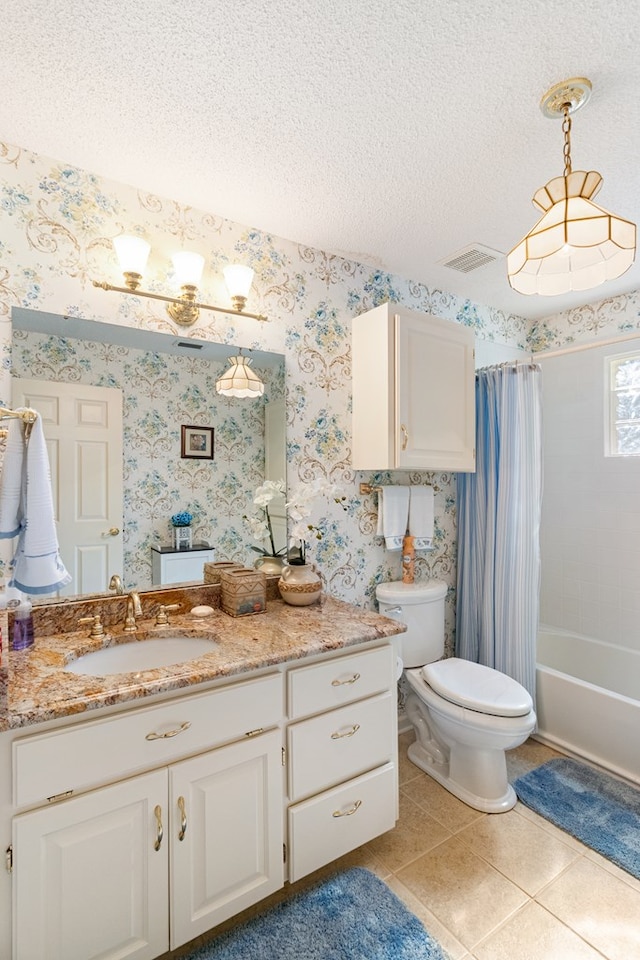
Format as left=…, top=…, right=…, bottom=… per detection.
left=562, top=104, right=572, bottom=177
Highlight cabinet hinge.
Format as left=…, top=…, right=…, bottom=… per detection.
left=283, top=843, right=287, bottom=864
left=5, top=844, right=13, bottom=874
left=281, top=746, right=286, bottom=766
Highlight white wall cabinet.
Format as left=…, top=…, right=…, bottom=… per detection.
left=151, top=545, right=215, bottom=585
left=352, top=303, right=476, bottom=471
left=5, top=642, right=397, bottom=960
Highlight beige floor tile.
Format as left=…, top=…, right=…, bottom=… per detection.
left=396, top=836, right=527, bottom=949
left=402, top=772, right=485, bottom=833
left=456, top=807, right=580, bottom=895
left=505, top=737, right=563, bottom=781
left=583, top=846, right=640, bottom=894
left=537, top=857, right=640, bottom=960
left=513, top=801, right=589, bottom=852
left=365, top=793, right=452, bottom=872
left=472, top=901, right=606, bottom=960
left=386, top=875, right=468, bottom=960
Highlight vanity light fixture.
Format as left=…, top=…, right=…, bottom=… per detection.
left=93, top=237, right=268, bottom=325
left=215, top=351, right=265, bottom=398
left=507, top=77, right=636, bottom=296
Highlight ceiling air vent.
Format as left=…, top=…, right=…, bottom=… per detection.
left=173, top=340, right=204, bottom=350
left=438, top=244, right=504, bottom=273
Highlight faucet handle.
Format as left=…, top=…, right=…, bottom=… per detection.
left=155, top=603, right=181, bottom=625
left=78, top=615, right=105, bottom=639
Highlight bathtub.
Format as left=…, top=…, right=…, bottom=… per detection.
left=536, top=626, right=640, bottom=785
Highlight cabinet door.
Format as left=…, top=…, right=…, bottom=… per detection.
left=169, top=729, right=284, bottom=949
left=12, top=769, right=168, bottom=960
left=396, top=311, right=475, bottom=471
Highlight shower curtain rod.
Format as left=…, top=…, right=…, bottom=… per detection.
left=532, top=328, right=640, bottom=361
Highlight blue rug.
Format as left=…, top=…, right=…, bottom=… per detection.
left=514, top=758, right=640, bottom=880
left=184, top=868, right=447, bottom=959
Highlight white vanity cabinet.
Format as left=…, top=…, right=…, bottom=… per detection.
left=10, top=674, right=284, bottom=959
left=285, top=644, right=398, bottom=882
left=4, top=639, right=398, bottom=960
left=351, top=302, right=476, bottom=471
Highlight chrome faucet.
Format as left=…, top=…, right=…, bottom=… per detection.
left=123, top=591, right=143, bottom=633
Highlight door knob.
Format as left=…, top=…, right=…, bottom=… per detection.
left=102, top=527, right=120, bottom=537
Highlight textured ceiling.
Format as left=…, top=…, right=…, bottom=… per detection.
left=2, top=0, right=639, bottom=320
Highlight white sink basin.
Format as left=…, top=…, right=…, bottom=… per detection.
left=65, top=637, right=219, bottom=676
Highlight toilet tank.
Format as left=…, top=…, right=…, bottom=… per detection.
left=376, top=580, right=447, bottom=667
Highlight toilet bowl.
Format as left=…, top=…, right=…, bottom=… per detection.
left=377, top=581, right=536, bottom=813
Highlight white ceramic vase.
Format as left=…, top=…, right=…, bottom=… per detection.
left=278, top=563, right=322, bottom=606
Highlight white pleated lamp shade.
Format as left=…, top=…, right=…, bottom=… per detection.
left=508, top=170, right=636, bottom=295
left=215, top=356, right=264, bottom=398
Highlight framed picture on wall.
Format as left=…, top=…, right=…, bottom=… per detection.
left=181, top=424, right=214, bottom=460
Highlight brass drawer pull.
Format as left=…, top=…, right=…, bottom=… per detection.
left=145, top=721, right=191, bottom=741
left=331, top=672, right=361, bottom=687
left=331, top=723, right=360, bottom=740
left=177, top=795, right=187, bottom=841
left=332, top=800, right=362, bottom=818
left=401, top=423, right=409, bottom=450
left=153, top=805, right=163, bottom=851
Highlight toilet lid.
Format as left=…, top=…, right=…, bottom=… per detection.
left=421, top=658, right=533, bottom=717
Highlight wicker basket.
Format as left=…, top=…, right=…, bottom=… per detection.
left=220, top=568, right=267, bottom=617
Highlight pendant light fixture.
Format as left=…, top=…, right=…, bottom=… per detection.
left=215, top=351, right=265, bottom=398
left=507, top=78, right=636, bottom=296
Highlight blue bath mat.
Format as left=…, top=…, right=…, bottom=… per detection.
left=514, top=758, right=640, bottom=880
left=183, top=868, right=447, bottom=959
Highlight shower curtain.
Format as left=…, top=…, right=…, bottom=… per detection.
left=456, top=362, right=543, bottom=706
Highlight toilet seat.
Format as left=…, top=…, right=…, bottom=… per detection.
left=421, top=657, right=533, bottom=718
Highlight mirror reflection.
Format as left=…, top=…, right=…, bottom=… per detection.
left=10, top=308, right=286, bottom=598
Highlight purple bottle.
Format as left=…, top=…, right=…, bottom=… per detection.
left=12, top=596, right=34, bottom=651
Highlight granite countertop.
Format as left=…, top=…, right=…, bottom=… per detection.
left=4, top=595, right=405, bottom=729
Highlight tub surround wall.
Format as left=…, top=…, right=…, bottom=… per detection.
left=533, top=295, right=640, bottom=658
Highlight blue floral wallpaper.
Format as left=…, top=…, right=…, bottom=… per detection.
left=2, top=139, right=638, bottom=650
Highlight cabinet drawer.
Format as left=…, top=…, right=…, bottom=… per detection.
left=13, top=672, right=282, bottom=809
left=287, top=692, right=395, bottom=802
left=287, top=644, right=393, bottom=719
left=287, top=762, right=397, bottom=882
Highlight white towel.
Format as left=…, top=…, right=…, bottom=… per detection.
left=0, top=417, right=25, bottom=538
left=376, top=486, right=410, bottom=550
left=1, top=414, right=72, bottom=594
left=409, top=485, right=434, bottom=550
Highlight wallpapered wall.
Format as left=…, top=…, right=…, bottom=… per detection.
left=1, top=139, right=639, bottom=650
left=11, top=329, right=283, bottom=588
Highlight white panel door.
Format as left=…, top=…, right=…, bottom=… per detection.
left=12, top=769, right=168, bottom=960
left=12, top=378, right=123, bottom=595
left=169, top=729, right=284, bottom=949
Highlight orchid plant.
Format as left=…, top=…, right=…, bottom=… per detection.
left=286, top=478, right=347, bottom=565
left=245, top=479, right=287, bottom=558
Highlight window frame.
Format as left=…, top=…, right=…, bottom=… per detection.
left=605, top=349, right=640, bottom=457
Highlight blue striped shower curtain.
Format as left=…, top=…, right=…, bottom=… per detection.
left=456, top=363, right=543, bottom=706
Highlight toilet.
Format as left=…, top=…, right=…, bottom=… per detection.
left=377, top=580, right=536, bottom=813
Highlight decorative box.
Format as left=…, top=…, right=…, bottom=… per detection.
left=220, top=568, right=267, bottom=617
left=204, top=561, right=244, bottom=584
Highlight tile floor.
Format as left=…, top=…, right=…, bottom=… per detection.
left=168, top=734, right=640, bottom=960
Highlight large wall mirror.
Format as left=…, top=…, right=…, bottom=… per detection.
left=10, top=308, right=286, bottom=599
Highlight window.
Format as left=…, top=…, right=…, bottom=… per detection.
left=606, top=351, right=640, bottom=456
